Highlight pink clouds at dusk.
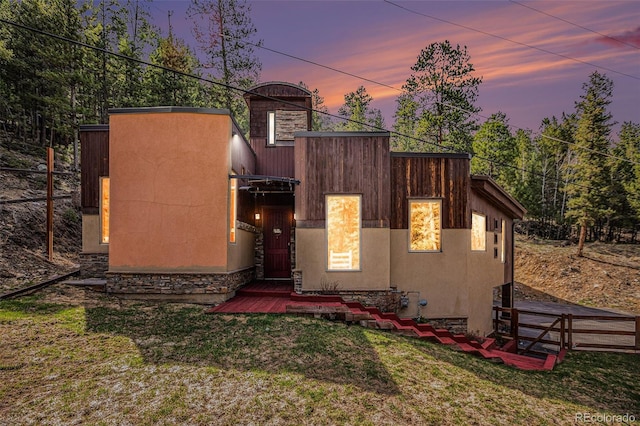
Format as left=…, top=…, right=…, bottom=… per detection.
left=151, top=1, right=639, bottom=136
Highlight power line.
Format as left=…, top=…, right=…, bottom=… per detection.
left=509, top=0, right=640, bottom=50
left=383, top=0, right=640, bottom=81
left=222, top=34, right=638, bottom=167
left=0, top=17, right=634, bottom=194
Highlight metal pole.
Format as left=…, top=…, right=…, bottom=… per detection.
left=46, top=147, right=54, bottom=261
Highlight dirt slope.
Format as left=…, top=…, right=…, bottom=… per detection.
left=515, top=235, right=640, bottom=315
left=0, top=145, right=81, bottom=294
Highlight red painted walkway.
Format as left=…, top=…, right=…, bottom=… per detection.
left=207, top=281, right=560, bottom=371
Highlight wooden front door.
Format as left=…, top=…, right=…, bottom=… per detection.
left=263, top=206, right=292, bottom=279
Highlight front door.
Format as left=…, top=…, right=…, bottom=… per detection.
left=263, top=206, right=292, bottom=279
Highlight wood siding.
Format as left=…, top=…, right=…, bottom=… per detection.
left=80, top=126, right=109, bottom=214
left=295, top=133, right=390, bottom=227
left=250, top=141, right=295, bottom=177
left=390, top=154, right=471, bottom=230
left=244, top=83, right=311, bottom=177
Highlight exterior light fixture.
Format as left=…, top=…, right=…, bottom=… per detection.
left=255, top=213, right=261, bottom=220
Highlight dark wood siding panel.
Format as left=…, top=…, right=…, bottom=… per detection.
left=80, top=128, right=109, bottom=214
left=250, top=140, right=295, bottom=177
left=390, top=156, right=470, bottom=229
left=295, top=134, right=390, bottom=226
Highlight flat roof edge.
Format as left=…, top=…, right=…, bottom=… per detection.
left=79, top=124, right=109, bottom=131
left=108, top=106, right=231, bottom=115
left=390, top=151, right=472, bottom=160
left=295, top=131, right=390, bottom=138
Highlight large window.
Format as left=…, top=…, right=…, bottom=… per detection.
left=326, top=195, right=361, bottom=270
left=409, top=199, right=441, bottom=252
left=471, top=212, right=486, bottom=251
left=229, top=172, right=237, bottom=243
left=100, top=177, right=110, bottom=244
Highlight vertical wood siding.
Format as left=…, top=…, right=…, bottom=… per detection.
left=80, top=126, right=109, bottom=214
left=295, top=134, right=390, bottom=227
left=390, top=154, right=471, bottom=229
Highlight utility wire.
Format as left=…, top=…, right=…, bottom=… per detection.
left=0, top=17, right=632, bottom=193
left=509, top=0, right=640, bottom=50
left=383, top=0, right=640, bottom=81
left=223, top=34, right=638, bottom=167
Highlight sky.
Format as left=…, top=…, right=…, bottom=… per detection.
left=148, top=0, right=640, bottom=137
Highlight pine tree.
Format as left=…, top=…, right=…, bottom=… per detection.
left=471, top=112, right=517, bottom=190
left=336, top=86, right=384, bottom=131
left=298, top=81, right=333, bottom=131
left=566, top=72, right=615, bottom=256
left=398, top=40, right=482, bottom=153
left=188, top=0, right=262, bottom=132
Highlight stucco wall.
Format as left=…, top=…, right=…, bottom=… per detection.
left=296, top=228, right=390, bottom=291
left=81, top=214, right=108, bottom=254
left=108, top=111, right=232, bottom=273
left=390, top=228, right=502, bottom=336
left=227, top=228, right=256, bottom=272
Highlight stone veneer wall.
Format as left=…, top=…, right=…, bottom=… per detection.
left=106, top=268, right=254, bottom=303
left=426, top=318, right=468, bottom=335
left=79, top=253, right=109, bottom=278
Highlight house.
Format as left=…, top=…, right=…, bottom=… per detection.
left=79, top=82, right=525, bottom=336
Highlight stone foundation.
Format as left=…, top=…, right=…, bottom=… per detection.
left=426, top=317, right=468, bottom=335
left=301, top=289, right=402, bottom=313
left=79, top=253, right=109, bottom=278
left=106, top=268, right=255, bottom=304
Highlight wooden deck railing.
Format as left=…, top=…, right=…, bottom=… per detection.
left=493, top=306, right=640, bottom=355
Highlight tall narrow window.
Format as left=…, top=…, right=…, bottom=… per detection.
left=471, top=212, right=486, bottom=251
left=501, top=219, right=506, bottom=263
left=100, top=177, right=110, bottom=244
left=267, top=111, right=276, bottom=145
left=229, top=173, right=237, bottom=243
left=326, top=195, right=360, bottom=271
left=409, top=199, right=441, bottom=252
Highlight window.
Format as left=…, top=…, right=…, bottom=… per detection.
left=501, top=219, right=506, bottom=263
left=471, top=212, right=486, bottom=251
left=326, top=195, right=360, bottom=270
left=229, top=172, right=237, bottom=243
left=100, top=177, right=110, bottom=244
left=409, top=199, right=441, bottom=252
left=267, top=111, right=276, bottom=145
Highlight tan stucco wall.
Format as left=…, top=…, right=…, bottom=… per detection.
left=108, top=112, right=232, bottom=273
left=227, top=228, right=256, bottom=272
left=296, top=228, right=390, bottom=291
left=81, top=214, right=109, bottom=254
left=390, top=229, right=503, bottom=336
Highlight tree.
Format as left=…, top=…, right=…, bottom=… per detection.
left=471, top=112, right=518, bottom=190
left=188, top=0, right=262, bottom=131
left=298, top=81, right=333, bottom=131
left=397, top=40, right=482, bottom=153
left=611, top=122, right=640, bottom=236
left=144, top=15, right=204, bottom=107
left=336, top=86, right=384, bottom=131
left=566, top=72, right=615, bottom=256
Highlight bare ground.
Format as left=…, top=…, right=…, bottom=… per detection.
left=514, top=235, right=640, bottom=315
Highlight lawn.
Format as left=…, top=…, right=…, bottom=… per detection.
left=1, top=289, right=638, bottom=425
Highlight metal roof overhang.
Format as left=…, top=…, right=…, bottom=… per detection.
left=229, top=174, right=300, bottom=194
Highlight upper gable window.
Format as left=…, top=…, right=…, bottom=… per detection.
left=409, top=199, right=441, bottom=252
left=471, top=212, right=486, bottom=251
left=267, top=110, right=307, bottom=146
left=267, top=111, right=276, bottom=145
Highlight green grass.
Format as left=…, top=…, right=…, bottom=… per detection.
left=1, top=294, right=638, bottom=425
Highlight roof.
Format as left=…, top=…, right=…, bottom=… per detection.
left=295, top=131, right=390, bottom=138
left=390, top=151, right=472, bottom=160
left=471, top=175, right=527, bottom=219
